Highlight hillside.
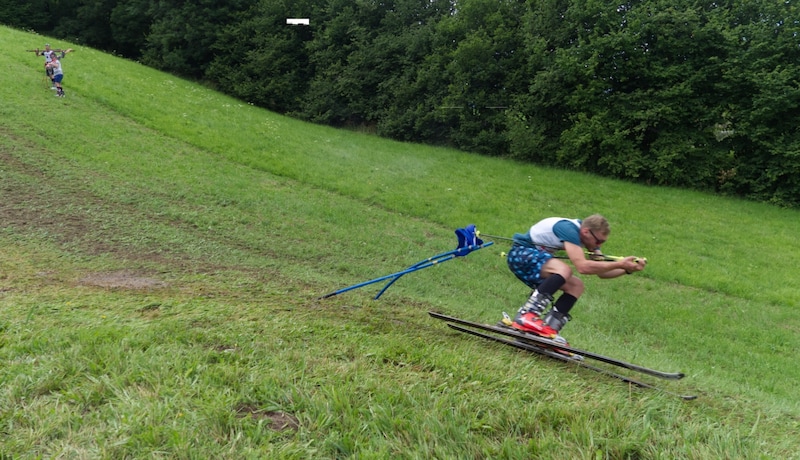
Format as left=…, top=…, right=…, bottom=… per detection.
left=2, top=26, right=800, bottom=458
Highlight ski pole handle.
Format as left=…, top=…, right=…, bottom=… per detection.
left=499, top=251, right=646, bottom=264
left=588, top=252, right=647, bottom=264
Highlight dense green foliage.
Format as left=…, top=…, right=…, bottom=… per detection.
left=4, top=0, right=800, bottom=206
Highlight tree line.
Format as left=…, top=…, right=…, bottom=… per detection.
left=4, top=0, right=799, bottom=206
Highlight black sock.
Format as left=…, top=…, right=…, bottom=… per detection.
left=536, top=274, right=566, bottom=297
left=554, top=293, right=578, bottom=315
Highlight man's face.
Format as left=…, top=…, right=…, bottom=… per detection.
left=581, top=227, right=607, bottom=250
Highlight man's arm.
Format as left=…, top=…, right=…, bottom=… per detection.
left=564, top=241, right=644, bottom=276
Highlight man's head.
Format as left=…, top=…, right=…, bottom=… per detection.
left=581, top=214, right=610, bottom=249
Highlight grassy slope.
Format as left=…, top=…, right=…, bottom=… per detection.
left=2, top=26, right=799, bottom=458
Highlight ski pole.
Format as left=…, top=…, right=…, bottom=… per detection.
left=586, top=253, right=647, bottom=263
left=475, top=232, right=514, bottom=242
left=484, top=232, right=647, bottom=263
left=497, top=250, right=646, bottom=264
left=318, top=241, right=493, bottom=300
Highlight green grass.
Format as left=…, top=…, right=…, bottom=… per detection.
left=2, top=26, right=800, bottom=458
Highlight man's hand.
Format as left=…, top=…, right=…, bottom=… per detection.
left=622, top=256, right=646, bottom=274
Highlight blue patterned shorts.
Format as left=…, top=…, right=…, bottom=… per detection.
left=507, top=245, right=553, bottom=289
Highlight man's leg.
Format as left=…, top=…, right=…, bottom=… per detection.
left=520, top=273, right=565, bottom=316
left=542, top=276, right=584, bottom=342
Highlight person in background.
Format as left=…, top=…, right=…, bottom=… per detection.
left=37, top=44, right=58, bottom=88
left=47, top=54, right=65, bottom=97
left=36, top=44, right=68, bottom=89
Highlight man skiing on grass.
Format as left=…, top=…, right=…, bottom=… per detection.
left=506, top=214, right=645, bottom=346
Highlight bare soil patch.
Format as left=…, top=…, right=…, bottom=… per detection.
left=78, top=270, right=167, bottom=289
left=235, top=404, right=300, bottom=432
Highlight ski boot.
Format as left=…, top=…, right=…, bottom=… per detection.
left=542, top=309, right=582, bottom=359
left=508, top=290, right=557, bottom=338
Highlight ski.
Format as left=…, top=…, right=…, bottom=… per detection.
left=429, top=311, right=685, bottom=380
left=447, top=323, right=698, bottom=400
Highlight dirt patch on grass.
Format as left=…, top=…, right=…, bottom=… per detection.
left=264, top=411, right=300, bottom=432
left=78, top=270, right=167, bottom=289
left=1, top=140, right=138, bottom=257
left=0, top=139, right=184, bottom=266
left=0, top=135, right=300, bottom=298
left=235, top=404, right=300, bottom=432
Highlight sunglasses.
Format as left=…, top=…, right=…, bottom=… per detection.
left=589, top=229, right=606, bottom=246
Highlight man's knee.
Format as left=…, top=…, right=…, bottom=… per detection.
left=563, top=276, right=585, bottom=297
left=543, top=259, right=572, bottom=278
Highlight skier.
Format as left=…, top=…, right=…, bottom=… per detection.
left=47, top=54, right=65, bottom=97
left=506, top=214, right=645, bottom=345
left=36, top=44, right=58, bottom=89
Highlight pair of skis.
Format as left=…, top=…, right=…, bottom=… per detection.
left=429, top=311, right=697, bottom=400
